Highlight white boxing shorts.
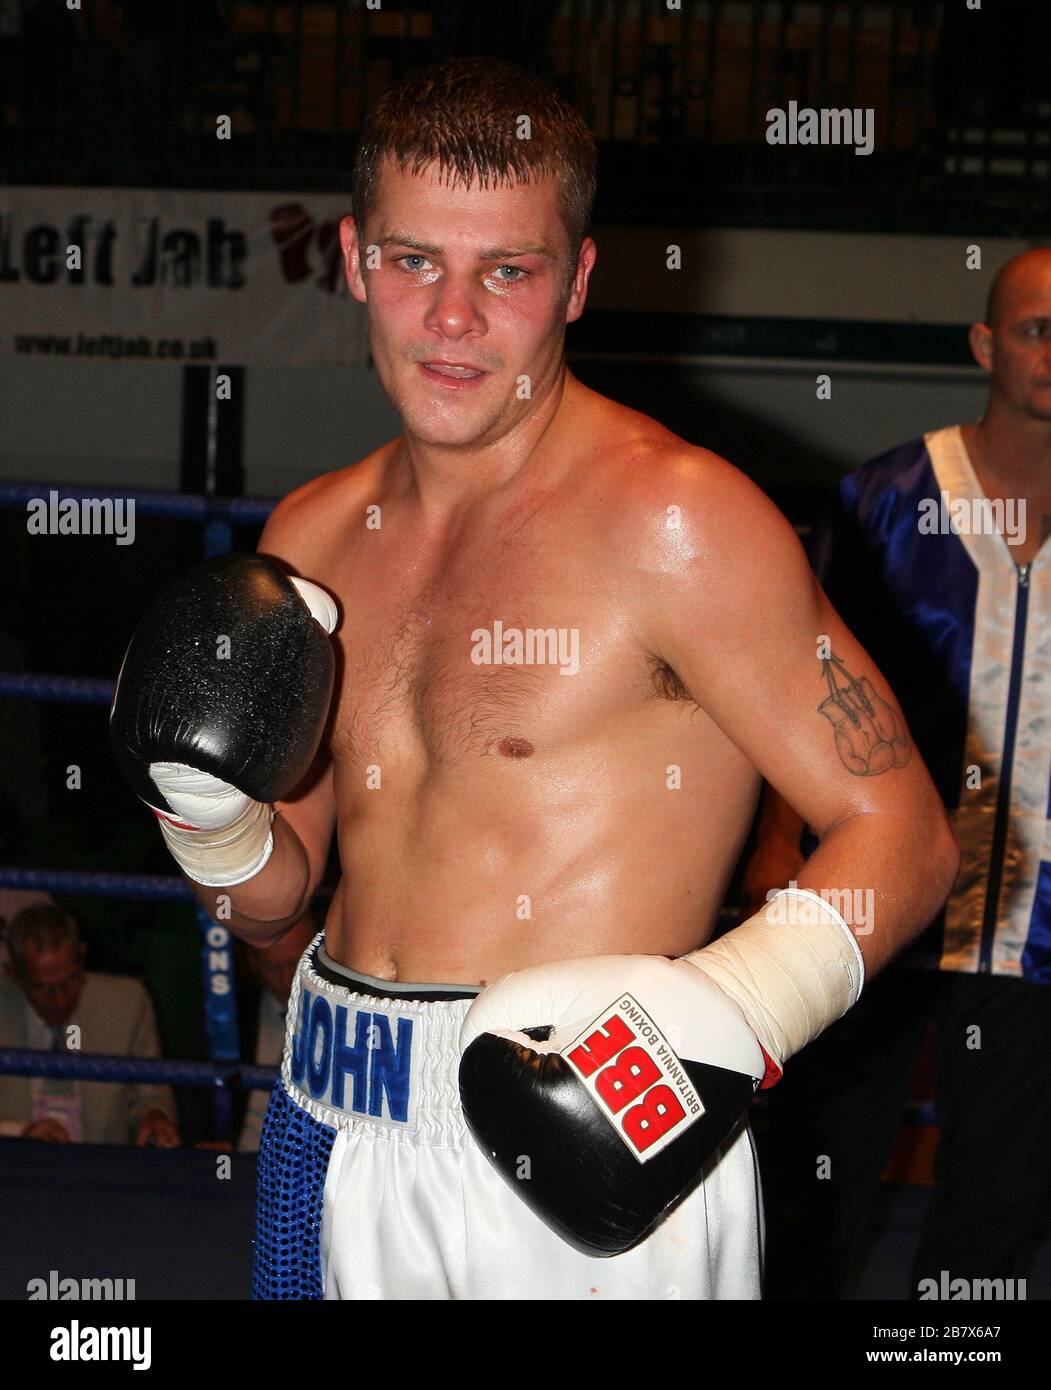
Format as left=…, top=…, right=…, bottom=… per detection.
left=252, top=934, right=764, bottom=1300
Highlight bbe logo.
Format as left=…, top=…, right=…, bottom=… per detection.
left=563, top=995, right=703, bottom=1162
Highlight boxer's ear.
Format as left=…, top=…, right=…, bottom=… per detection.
left=565, top=237, right=597, bottom=324
left=340, top=216, right=368, bottom=304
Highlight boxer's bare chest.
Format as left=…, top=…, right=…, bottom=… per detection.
left=320, top=501, right=657, bottom=776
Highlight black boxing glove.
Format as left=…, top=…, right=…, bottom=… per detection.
left=110, top=553, right=337, bottom=887
left=459, top=890, right=864, bottom=1256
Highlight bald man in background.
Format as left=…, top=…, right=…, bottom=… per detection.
left=747, top=248, right=1051, bottom=1298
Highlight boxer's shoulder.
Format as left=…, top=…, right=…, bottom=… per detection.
left=258, top=441, right=397, bottom=573
left=268, top=442, right=394, bottom=526
left=582, top=400, right=794, bottom=567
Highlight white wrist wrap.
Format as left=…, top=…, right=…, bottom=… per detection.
left=155, top=796, right=274, bottom=888
left=686, top=888, right=865, bottom=1070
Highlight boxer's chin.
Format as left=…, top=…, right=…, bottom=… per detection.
left=401, top=399, right=509, bottom=449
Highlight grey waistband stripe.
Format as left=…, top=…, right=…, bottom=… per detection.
left=315, top=945, right=482, bottom=1000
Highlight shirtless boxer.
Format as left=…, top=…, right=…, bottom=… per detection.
left=110, top=58, right=958, bottom=1299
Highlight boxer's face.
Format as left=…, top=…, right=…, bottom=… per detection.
left=980, top=261, right=1051, bottom=421
left=341, top=160, right=594, bottom=449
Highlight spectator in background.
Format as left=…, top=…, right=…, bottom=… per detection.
left=238, top=912, right=318, bottom=1153
left=0, top=904, right=179, bottom=1145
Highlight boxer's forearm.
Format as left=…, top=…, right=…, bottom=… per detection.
left=185, top=815, right=313, bottom=947
left=784, top=802, right=959, bottom=976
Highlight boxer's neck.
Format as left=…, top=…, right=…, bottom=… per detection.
left=394, top=365, right=575, bottom=523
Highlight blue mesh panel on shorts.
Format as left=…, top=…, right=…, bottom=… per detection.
left=252, top=1082, right=336, bottom=1299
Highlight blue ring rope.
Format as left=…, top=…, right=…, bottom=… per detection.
left=0, top=1047, right=277, bottom=1092
left=0, top=673, right=114, bottom=704
left=0, top=867, right=192, bottom=900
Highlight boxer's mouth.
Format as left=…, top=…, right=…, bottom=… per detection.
left=422, top=362, right=485, bottom=379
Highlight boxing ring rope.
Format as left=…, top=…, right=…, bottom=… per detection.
left=0, top=866, right=188, bottom=900
left=0, top=673, right=112, bottom=704
left=0, top=1046, right=933, bottom=1127
left=0, top=1048, right=276, bottom=1093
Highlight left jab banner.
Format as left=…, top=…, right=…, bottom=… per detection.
left=0, top=186, right=368, bottom=367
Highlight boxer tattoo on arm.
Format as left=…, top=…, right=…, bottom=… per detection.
left=818, top=650, right=911, bottom=776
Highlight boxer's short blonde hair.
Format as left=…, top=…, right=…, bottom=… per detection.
left=352, top=56, right=598, bottom=259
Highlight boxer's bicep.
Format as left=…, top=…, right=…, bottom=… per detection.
left=745, top=584, right=922, bottom=836
left=645, top=468, right=933, bottom=840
